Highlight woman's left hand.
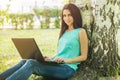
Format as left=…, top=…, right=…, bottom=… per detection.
left=54, top=57, right=65, bottom=63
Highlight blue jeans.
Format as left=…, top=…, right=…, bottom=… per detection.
left=0, top=59, right=75, bottom=80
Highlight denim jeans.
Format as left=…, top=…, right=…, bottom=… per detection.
left=0, top=59, right=75, bottom=80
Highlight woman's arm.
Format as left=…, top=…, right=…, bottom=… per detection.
left=64, top=28, right=88, bottom=63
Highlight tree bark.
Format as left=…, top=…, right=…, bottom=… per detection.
left=68, top=0, right=120, bottom=80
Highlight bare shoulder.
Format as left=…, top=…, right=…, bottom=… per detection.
left=79, top=28, right=87, bottom=35
left=78, top=28, right=88, bottom=44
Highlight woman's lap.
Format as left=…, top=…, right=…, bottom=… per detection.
left=0, top=59, right=75, bottom=80
left=27, top=59, right=75, bottom=79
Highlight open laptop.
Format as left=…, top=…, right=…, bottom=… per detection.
left=12, top=38, right=61, bottom=65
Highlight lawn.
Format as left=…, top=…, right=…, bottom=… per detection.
left=0, top=29, right=120, bottom=80
left=0, top=29, right=60, bottom=72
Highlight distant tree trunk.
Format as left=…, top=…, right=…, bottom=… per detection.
left=68, top=0, right=120, bottom=80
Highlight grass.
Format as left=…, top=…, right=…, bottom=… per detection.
left=0, top=29, right=120, bottom=80
left=0, top=29, right=60, bottom=73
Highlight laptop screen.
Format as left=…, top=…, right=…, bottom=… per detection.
left=12, top=38, right=44, bottom=62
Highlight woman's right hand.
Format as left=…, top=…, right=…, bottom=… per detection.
left=44, top=56, right=51, bottom=61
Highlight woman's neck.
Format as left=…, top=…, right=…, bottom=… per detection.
left=68, top=25, right=74, bottom=31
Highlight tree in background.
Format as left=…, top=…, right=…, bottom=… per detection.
left=0, top=0, right=11, bottom=29
left=0, top=10, right=6, bottom=28
left=33, top=8, right=61, bottom=29
left=9, top=14, right=34, bottom=30
left=68, top=0, right=120, bottom=80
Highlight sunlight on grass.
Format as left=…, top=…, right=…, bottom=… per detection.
left=0, top=29, right=60, bottom=72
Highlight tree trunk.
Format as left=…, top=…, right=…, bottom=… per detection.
left=68, top=0, right=120, bottom=80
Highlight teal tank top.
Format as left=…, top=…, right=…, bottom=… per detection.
left=54, top=28, right=81, bottom=71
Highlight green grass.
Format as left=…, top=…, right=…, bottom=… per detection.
left=0, top=29, right=60, bottom=72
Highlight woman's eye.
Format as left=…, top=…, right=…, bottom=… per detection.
left=63, top=15, right=66, bottom=17
left=68, top=14, right=71, bottom=16
left=63, top=14, right=72, bottom=17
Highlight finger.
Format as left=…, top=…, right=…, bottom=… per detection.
left=54, top=58, right=60, bottom=62
left=43, top=56, right=48, bottom=58
left=44, top=56, right=50, bottom=61
left=56, top=57, right=64, bottom=63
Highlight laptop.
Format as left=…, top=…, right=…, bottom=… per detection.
left=12, top=38, right=61, bottom=65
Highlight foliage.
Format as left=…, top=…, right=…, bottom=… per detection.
left=0, top=8, right=61, bottom=29
left=33, top=8, right=61, bottom=17
left=33, top=8, right=61, bottom=28
left=55, top=18, right=60, bottom=28
left=0, top=10, right=9, bottom=26
left=9, top=13, right=34, bottom=29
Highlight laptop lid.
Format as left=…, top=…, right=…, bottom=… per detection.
left=12, top=38, right=44, bottom=62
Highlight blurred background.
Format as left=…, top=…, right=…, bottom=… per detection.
left=0, top=0, right=68, bottom=30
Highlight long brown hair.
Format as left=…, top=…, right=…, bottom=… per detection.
left=59, top=3, right=83, bottom=39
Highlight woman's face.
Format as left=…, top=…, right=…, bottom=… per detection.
left=63, top=9, right=74, bottom=27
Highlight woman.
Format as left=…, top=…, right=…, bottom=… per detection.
left=0, top=3, right=88, bottom=80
